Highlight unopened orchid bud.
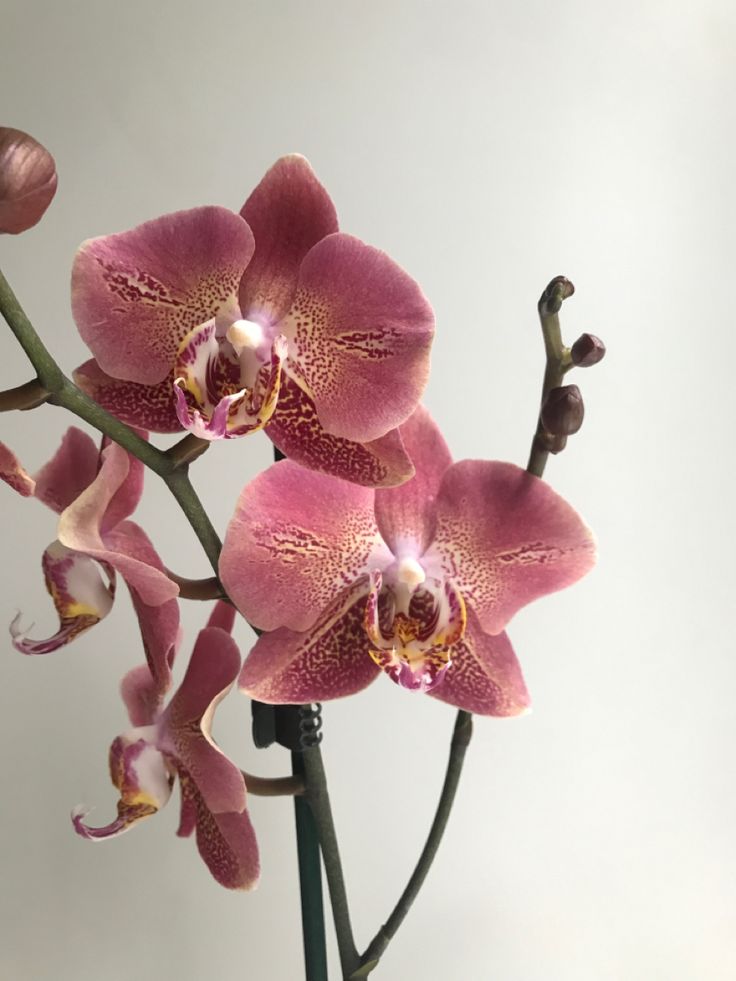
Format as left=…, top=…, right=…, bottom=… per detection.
left=539, top=275, right=574, bottom=315
left=541, top=384, right=584, bottom=436
left=0, top=127, right=57, bottom=234
left=571, top=333, right=605, bottom=367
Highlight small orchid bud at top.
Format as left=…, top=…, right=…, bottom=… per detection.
left=0, top=127, right=57, bottom=234
left=541, top=384, right=585, bottom=436
left=539, top=275, right=575, bottom=316
left=571, top=333, right=606, bottom=367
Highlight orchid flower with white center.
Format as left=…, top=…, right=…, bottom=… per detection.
left=70, top=155, right=434, bottom=487
left=73, top=601, right=259, bottom=891
left=0, top=429, right=177, bottom=654
left=219, top=406, right=596, bottom=714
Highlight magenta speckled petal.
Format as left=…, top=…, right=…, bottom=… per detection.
left=0, top=442, right=35, bottom=497
left=178, top=777, right=260, bottom=890
left=374, top=405, right=453, bottom=557
left=239, top=582, right=379, bottom=703
left=431, top=609, right=530, bottom=716
left=32, top=427, right=99, bottom=514
left=239, top=154, right=338, bottom=325
left=74, top=360, right=181, bottom=433
left=10, top=541, right=115, bottom=655
left=162, top=626, right=245, bottom=815
left=58, top=444, right=178, bottom=606
left=281, top=232, right=434, bottom=442
left=0, top=127, right=57, bottom=234
left=220, top=459, right=389, bottom=632
left=432, top=461, right=596, bottom=635
left=266, top=372, right=414, bottom=487
left=71, top=207, right=255, bottom=385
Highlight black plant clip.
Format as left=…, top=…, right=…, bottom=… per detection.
left=251, top=701, right=324, bottom=752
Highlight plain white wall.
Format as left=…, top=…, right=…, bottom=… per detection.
left=1, top=1, right=735, bottom=978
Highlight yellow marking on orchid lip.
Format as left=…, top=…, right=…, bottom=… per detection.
left=435, top=589, right=467, bottom=647
left=176, top=374, right=204, bottom=404
left=126, top=790, right=162, bottom=811
left=62, top=601, right=103, bottom=618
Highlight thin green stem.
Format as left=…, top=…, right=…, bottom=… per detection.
left=354, top=711, right=473, bottom=978
left=526, top=276, right=575, bottom=477
left=302, top=742, right=360, bottom=979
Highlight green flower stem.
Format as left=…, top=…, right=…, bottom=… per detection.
left=301, top=743, right=360, bottom=979
left=526, top=276, right=575, bottom=478
left=353, top=710, right=473, bottom=978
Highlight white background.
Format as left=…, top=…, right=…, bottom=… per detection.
left=1, top=1, right=735, bottom=978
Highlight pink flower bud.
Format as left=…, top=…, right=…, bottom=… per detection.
left=571, top=333, right=606, bottom=367
left=541, top=384, right=585, bottom=436
left=0, top=127, right=57, bottom=234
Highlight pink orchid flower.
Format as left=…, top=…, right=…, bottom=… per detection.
left=0, top=127, right=57, bottom=234
left=0, top=429, right=177, bottom=653
left=220, top=407, right=596, bottom=715
left=71, top=155, right=434, bottom=487
left=73, top=602, right=259, bottom=891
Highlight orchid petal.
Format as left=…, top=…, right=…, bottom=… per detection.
left=161, top=626, right=246, bottom=816
left=121, top=664, right=163, bottom=728
left=32, top=427, right=99, bottom=513
left=239, top=154, right=338, bottom=326
left=10, top=541, right=114, bottom=655
left=207, top=600, right=236, bottom=633
left=431, top=609, right=530, bottom=716
left=432, top=461, right=597, bottom=635
left=0, top=127, right=57, bottom=234
left=239, top=581, right=379, bottom=703
left=58, top=444, right=178, bottom=606
left=74, top=360, right=182, bottom=433
left=178, top=775, right=259, bottom=890
left=220, top=459, right=390, bottom=632
left=0, top=441, right=36, bottom=497
left=72, top=727, right=174, bottom=840
left=265, top=371, right=414, bottom=487
left=281, top=232, right=434, bottom=442
left=374, top=405, right=453, bottom=558
left=72, top=207, right=255, bottom=385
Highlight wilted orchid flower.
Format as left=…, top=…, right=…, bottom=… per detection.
left=73, top=602, right=259, bottom=890
left=220, top=407, right=596, bottom=715
left=0, top=429, right=176, bottom=653
left=71, top=155, right=434, bottom=487
left=0, top=127, right=57, bottom=234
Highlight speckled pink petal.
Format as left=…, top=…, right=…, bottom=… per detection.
left=0, top=442, right=35, bottom=497
left=281, top=232, right=434, bottom=442
left=178, top=775, right=259, bottom=890
left=74, top=360, right=182, bottom=433
left=32, top=427, right=99, bottom=513
left=220, top=459, right=390, bottom=632
left=239, top=582, right=380, bottom=703
left=265, top=372, right=414, bottom=487
left=10, top=541, right=115, bottom=655
left=432, top=461, right=596, bottom=635
left=58, top=444, right=177, bottom=606
left=0, top=127, right=57, bottom=234
left=374, top=405, right=453, bottom=558
left=239, top=154, right=338, bottom=326
left=431, top=609, right=530, bottom=716
left=72, top=207, right=255, bottom=385
left=106, top=521, right=181, bottom=695
left=121, top=664, right=162, bottom=727
left=162, top=626, right=246, bottom=816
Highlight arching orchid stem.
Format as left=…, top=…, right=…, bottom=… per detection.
left=165, top=571, right=226, bottom=601
left=0, top=377, right=49, bottom=411
left=353, top=710, right=473, bottom=978
left=166, top=432, right=210, bottom=469
left=301, top=743, right=361, bottom=979
left=242, top=770, right=306, bottom=797
left=527, top=275, right=575, bottom=478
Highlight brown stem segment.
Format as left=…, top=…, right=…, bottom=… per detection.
left=241, top=770, right=306, bottom=797
left=0, top=378, right=49, bottom=411
left=165, top=571, right=226, bottom=601
left=353, top=711, right=473, bottom=978
left=526, top=276, right=575, bottom=477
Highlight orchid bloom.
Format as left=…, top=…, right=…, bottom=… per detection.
left=220, top=407, right=596, bottom=715
left=0, top=126, right=57, bottom=234
left=71, top=155, right=434, bottom=487
left=0, top=429, right=176, bottom=653
left=73, top=602, right=259, bottom=890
